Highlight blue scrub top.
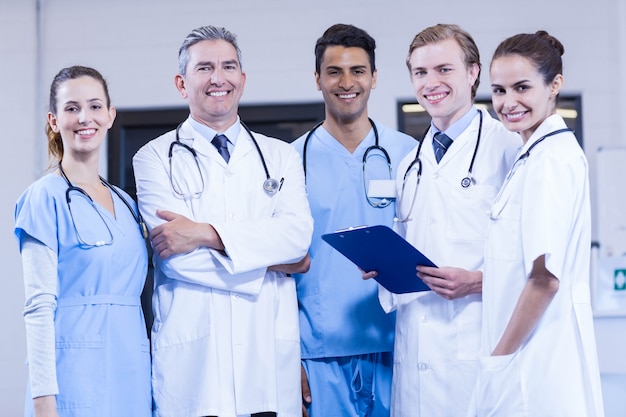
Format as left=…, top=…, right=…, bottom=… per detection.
left=292, top=122, right=417, bottom=359
left=15, top=173, right=151, bottom=417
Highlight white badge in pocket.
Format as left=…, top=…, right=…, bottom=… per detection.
left=367, top=179, right=396, bottom=199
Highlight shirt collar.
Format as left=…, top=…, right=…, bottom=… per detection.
left=188, top=116, right=241, bottom=146
left=431, top=106, right=478, bottom=139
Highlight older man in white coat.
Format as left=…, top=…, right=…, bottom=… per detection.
left=133, top=25, right=313, bottom=417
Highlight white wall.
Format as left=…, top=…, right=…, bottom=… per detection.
left=1, top=0, right=625, bottom=414
left=1, top=1, right=38, bottom=413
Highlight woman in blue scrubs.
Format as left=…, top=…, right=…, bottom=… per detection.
left=14, top=66, right=151, bottom=417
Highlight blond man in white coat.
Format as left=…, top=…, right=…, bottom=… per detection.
left=368, top=24, right=520, bottom=417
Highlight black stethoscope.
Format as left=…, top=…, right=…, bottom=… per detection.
left=302, top=118, right=393, bottom=208
left=59, top=162, right=148, bottom=246
left=499, top=127, right=573, bottom=187
left=512, top=128, right=572, bottom=165
left=403, top=110, right=483, bottom=189
left=489, top=127, right=573, bottom=220
left=169, top=121, right=282, bottom=196
left=395, top=111, right=483, bottom=223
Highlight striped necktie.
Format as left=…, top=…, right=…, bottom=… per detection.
left=211, top=134, right=230, bottom=162
left=433, top=132, right=453, bottom=163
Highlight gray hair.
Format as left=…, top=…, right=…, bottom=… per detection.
left=178, top=25, right=243, bottom=76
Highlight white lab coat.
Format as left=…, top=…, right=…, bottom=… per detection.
left=132, top=118, right=313, bottom=417
left=379, top=109, right=521, bottom=417
left=472, top=115, right=604, bottom=417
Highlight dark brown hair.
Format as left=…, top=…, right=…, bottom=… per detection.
left=491, top=30, right=564, bottom=85
left=315, top=23, right=376, bottom=74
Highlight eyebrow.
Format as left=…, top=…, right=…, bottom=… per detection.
left=62, top=98, right=104, bottom=106
left=411, top=63, right=453, bottom=71
left=195, top=59, right=240, bottom=68
left=491, top=80, right=531, bottom=88
left=326, top=64, right=369, bottom=71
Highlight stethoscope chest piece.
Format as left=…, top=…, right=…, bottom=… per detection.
left=263, top=178, right=280, bottom=195
left=461, top=176, right=475, bottom=188
left=170, top=121, right=282, bottom=198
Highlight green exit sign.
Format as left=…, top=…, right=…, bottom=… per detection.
left=614, top=269, right=626, bottom=291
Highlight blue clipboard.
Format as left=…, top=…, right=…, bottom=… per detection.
left=321, top=225, right=436, bottom=294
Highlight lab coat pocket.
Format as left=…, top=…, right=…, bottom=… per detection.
left=485, top=203, right=520, bottom=262
left=446, top=184, right=497, bottom=241
left=273, top=275, right=299, bottom=342
left=456, top=295, right=482, bottom=360
left=152, top=281, right=213, bottom=349
left=55, top=337, right=105, bottom=411
left=139, top=339, right=152, bottom=407
left=474, top=352, right=527, bottom=416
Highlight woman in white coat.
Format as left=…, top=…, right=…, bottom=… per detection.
left=469, top=31, right=604, bottom=416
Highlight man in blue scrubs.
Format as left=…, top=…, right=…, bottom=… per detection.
left=291, top=24, right=416, bottom=417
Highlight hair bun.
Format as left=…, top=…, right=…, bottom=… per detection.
left=535, top=30, right=565, bottom=56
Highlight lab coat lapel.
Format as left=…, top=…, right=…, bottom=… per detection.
left=437, top=118, right=476, bottom=169
left=423, top=133, right=438, bottom=170
left=228, top=127, right=255, bottom=167
left=178, top=120, right=221, bottom=162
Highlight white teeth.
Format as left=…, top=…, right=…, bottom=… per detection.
left=426, top=93, right=446, bottom=101
left=76, top=129, right=95, bottom=135
left=208, top=91, right=228, bottom=97
left=506, top=112, right=525, bottom=119
left=338, top=93, right=357, bottom=99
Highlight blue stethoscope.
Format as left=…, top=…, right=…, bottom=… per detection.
left=60, top=162, right=148, bottom=247
left=169, top=121, right=282, bottom=197
left=302, top=118, right=393, bottom=208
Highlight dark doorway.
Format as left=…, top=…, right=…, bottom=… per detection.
left=107, top=102, right=325, bottom=333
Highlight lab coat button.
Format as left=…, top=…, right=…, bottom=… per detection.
left=420, top=315, right=428, bottom=323
left=228, top=212, right=236, bottom=220
left=225, top=170, right=234, bottom=177
left=419, top=363, right=429, bottom=371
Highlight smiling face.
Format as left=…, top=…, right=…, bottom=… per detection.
left=407, top=38, right=479, bottom=131
left=175, top=39, right=246, bottom=131
left=490, top=54, right=562, bottom=143
left=315, top=45, right=377, bottom=124
left=48, top=75, right=116, bottom=160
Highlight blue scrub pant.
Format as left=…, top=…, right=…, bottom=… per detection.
left=302, top=352, right=392, bottom=417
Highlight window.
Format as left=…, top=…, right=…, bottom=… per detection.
left=397, top=94, right=584, bottom=147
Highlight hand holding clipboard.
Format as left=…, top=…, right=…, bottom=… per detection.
left=321, top=225, right=437, bottom=294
